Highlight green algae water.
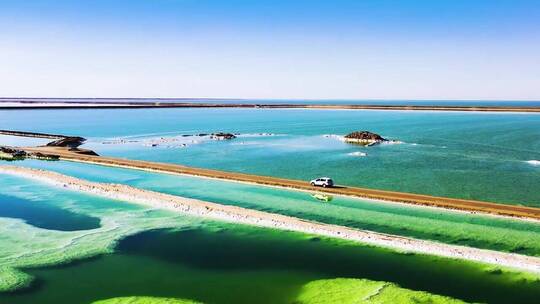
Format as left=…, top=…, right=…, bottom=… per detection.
left=1, top=166, right=540, bottom=304
left=2, top=225, right=540, bottom=304
left=18, top=160, right=540, bottom=257
left=0, top=172, right=207, bottom=293
left=1, top=108, right=540, bottom=206
left=0, top=193, right=100, bottom=231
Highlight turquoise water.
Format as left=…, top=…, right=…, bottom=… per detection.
left=17, top=160, right=540, bottom=256
left=1, top=108, right=539, bottom=206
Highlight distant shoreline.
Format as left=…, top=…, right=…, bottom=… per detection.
left=1, top=101, right=540, bottom=112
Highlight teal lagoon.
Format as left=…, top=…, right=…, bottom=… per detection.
left=1, top=108, right=540, bottom=206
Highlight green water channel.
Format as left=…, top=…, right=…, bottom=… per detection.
left=14, top=160, right=540, bottom=257
left=1, top=166, right=540, bottom=303
left=2, top=224, right=540, bottom=304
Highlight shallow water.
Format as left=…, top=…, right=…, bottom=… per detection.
left=1, top=108, right=539, bottom=206
left=0, top=173, right=207, bottom=293
left=2, top=225, right=539, bottom=304
left=0, top=193, right=100, bottom=231
left=16, top=160, right=540, bottom=257
left=1, top=163, right=540, bottom=303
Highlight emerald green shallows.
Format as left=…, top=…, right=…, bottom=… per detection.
left=20, top=160, right=540, bottom=257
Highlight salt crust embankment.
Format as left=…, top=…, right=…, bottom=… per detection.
left=1, top=165, right=540, bottom=273
left=18, top=146, right=540, bottom=220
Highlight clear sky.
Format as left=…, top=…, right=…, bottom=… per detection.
left=0, top=0, right=539, bottom=100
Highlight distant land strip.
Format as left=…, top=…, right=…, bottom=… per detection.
left=1, top=101, right=540, bottom=112
left=0, top=129, right=69, bottom=139
left=14, top=145, right=540, bottom=221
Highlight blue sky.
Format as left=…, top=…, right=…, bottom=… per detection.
left=0, top=0, right=539, bottom=99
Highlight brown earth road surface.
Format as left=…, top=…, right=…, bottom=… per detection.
left=17, top=146, right=540, bottom=221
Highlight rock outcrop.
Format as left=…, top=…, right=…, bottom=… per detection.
left=72, top=149, right=99, bottom=156
left=210, top=132, right=237, bottom=140
left=0, top=147, right=27, bottom=160
left=46, top=136, right=86, bottom=148
left=0, top=147, right=64, bottom=161
left=343, top=131, right=387, bottom=146
left=28, top=152, right=60, bottom=160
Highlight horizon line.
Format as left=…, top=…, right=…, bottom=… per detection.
left=1, top=97, right=540, bottom=102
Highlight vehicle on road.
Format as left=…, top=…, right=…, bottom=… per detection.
left=310, top=177, right=334, bottom=188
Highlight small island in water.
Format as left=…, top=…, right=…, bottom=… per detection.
left=343, top=131, right=390, bottom=146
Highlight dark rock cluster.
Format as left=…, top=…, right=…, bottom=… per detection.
left=0, top=147, right=60, bottom=161
left=46, top=136, right=86, bottom=148
left=0, top=147, right=27, bottom=159
left=343, top=131, right=388, bottom=146
left=210, top=132, right=237, bottom=140
left=344, top=131, right=386, bottom=141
